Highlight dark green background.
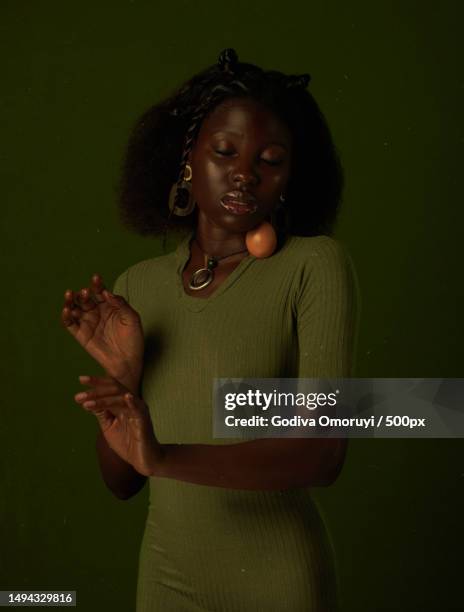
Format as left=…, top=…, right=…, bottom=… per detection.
left=2, top=1, right=463, bottom=610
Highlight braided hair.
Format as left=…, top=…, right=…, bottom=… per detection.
left=118, top=48, right=344, bottom=248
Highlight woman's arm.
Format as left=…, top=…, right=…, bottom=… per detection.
left=151, top=437, right=345, bottom=490
left=96, top=429, right=147, bottom=499
left=292, top=236, right=360, bottom=483
left=94, top=270, right=146, bottom=500
left=84, top=385, right=346, bottom=491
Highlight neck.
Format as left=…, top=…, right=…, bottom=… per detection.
left=193, top=214, right=248, bottom=258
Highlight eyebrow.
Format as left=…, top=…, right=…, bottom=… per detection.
left=211, top=130, right=289, bottom=150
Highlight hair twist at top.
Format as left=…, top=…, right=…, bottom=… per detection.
left=217, top=48, right=239, bottom=74
left=170, top=48, right=241, bottom=120
left=118, top=49, right=344, bottom=247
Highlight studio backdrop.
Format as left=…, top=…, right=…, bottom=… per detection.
left=2, top=2, right=463, bottom=611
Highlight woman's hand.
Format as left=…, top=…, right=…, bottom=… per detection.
left=61, top=274, right=144, bottom=393
left=75, top=375, right=163, bottom=477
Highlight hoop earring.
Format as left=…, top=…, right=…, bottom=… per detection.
left=168, top=163, right=196, bottom=216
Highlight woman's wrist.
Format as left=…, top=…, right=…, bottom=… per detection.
left=120, top=374, right=142, bottom=395
left=148, top=443, right=167, bottom=477
left=107, top=362, right=143, bottom=395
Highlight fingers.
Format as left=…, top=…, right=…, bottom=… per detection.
left=81, top=394, right=127, bottom=414
left=124, top=393, right=146, bottom=419
left=74, top=375, right=127, bottom=403
left=61, top=288, right=88, bottom=332
left=60, top=273, right=106, bottom=330
left=61, top=290, right=79, bottom=330
left=76, top=287, right=97, bottom=312
left=91, top=273, right=127, bottom=307
left=90, top=273, right=107, bottom=304
left=78, top=391, right=139, bottom=421
left=74, top=374, right=142, bottom=419
left=101, top=289, right=126, bottom=307
left=78, top=374, right=122, bottom=387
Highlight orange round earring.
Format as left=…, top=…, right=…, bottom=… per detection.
left=245, top=193, right=287, bottom=258
left=245, top=221, right=277, bottom=258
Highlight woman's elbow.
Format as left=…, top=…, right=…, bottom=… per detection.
left=109, top=478, right=148, bottom=501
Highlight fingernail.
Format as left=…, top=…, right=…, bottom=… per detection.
left=79, top=376, right=91, bottom=383
left=83, top=400, right=96, bottom=408
left=75, top=392, right=87, bottom=401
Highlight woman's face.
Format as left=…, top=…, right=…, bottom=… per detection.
left=189, top=96, right=292, bottom=233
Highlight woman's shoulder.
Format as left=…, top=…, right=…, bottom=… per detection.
left=112, top=250, right=176, bottom=297
left=282, top=233, right=359, bottom=303
left=129, top=250, right=176, bottom=275
left=282, top=233, right=354, bottom=270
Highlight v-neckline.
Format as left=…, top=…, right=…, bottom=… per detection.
left=174, top=230, right=257, bottom=313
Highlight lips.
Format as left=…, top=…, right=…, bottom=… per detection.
left=220, top=191, right=258, bottom=215
left=221, top=191, right=257, bottom=205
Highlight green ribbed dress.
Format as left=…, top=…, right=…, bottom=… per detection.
left=112, top=229, right=360, bottom=612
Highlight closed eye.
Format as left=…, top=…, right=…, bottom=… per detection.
left=215, top=149, right=235, bottom=157
left=215, top=150, right=283, bottom=166
left=261, top=158, right=283, bottom=166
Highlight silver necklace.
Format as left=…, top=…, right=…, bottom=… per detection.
left=189, top=239, right=249, bottom=291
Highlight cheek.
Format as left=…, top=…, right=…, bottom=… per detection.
left=205, top=159, right=225, bottom=181
left=268, top=168, right=290, bottom=191
left=194, top=160, right=229, bottom=195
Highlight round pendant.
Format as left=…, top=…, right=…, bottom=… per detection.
left=189, top=268, right=214, bottom=291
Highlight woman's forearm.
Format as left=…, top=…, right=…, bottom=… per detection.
left=96, top=429, right=147, bottom=500
left=152, top=437, right=347, bottom=491
left=93, top=369, right=145, bottom=499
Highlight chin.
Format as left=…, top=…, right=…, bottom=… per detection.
left=217, top=214, right=263, bottom=233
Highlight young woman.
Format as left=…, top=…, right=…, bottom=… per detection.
left=62, top=48, right=359, bottom=611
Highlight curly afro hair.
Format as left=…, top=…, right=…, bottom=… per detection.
left=118, top=48, right=344, bottom=247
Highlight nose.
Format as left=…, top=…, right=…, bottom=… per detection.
left=231, top=162, right=259, bottom=189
